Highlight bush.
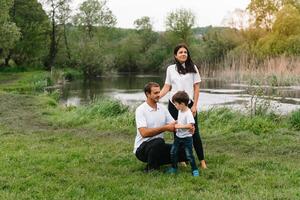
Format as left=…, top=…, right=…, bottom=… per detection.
left=289, top=109, right=300, bottom=130
left=87, top=99, right=129, bottom=118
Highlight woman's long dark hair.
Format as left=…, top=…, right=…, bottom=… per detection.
left=173, top=43, right=197, bottom=74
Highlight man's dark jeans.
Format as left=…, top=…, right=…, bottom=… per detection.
left=170, top=136, right=197, bottom=171
left=135, top=138, right=187, bottom=170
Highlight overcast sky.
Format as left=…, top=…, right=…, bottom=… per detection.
left=71, top=0, right=250, bottom=31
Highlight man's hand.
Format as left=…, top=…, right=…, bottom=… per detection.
left=165, top=122, right=176, bottom=132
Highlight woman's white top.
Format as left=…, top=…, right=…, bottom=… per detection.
left=165, top=64, right=201, bottom=101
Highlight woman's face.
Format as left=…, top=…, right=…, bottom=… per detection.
left=175, top=47, right=188, bottom=64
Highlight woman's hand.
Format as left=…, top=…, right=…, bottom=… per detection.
left=159, top=84, right=171, bottom=99
left=191, top=105, right=197, bottom=117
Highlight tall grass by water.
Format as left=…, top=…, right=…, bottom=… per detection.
left=202, top=55, right=300, bottom=86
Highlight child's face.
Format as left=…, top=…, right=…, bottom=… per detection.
left=174, top=102, right=187, bottom=111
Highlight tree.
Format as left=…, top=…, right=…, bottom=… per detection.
left=133, top=16, right=158, bottom=52
left=165, top=8, right=196, bottom=44
left=73, top=0, right=116, bottom=39
left=273, top=4, right=300, bottom=36
left=9, top=0, right=50, bottom=66
left=247, top=0, right=281, bottom=31
left=57, top=0, right=72, bottom=61
left=134, top=16, right=152, bottom=31
left=0, top=0, right=21, bottom=66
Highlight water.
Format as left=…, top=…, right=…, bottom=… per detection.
left=59, top=75, right=300, bottom=114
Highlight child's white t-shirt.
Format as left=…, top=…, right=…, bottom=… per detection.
left=176, top=109, right=195, bottom=138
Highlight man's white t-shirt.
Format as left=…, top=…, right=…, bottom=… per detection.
left=176, top=109, right=195, bottom=138
left=165, top=64, right=201, bottom=101
left=133, top=102, right=174, bottom=154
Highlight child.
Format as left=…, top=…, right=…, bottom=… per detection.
left=167, top=91, right=199, bottom=176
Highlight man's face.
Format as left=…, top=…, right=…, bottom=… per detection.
left=147, top=86, right=160, bottom=102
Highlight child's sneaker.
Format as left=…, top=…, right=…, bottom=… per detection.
left=192, top=169, right=199, bottom=177
left=166, top=167, right=177, bottom=174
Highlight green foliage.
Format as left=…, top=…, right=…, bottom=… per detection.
left=9, top=0, right=50, bottom=66
left=273, top=4, right=300, bottom=36
left=247, top=0, right=280, bottom=30
left=134, top=16, right=152, bottom=31
left=49, top=98, right=131, bottom=128
left=115, top=33, right=143, bottom=73
left=289, top=109, right=300, bottom=130
left=73, top=0, right=116, bottom=38
left=86, top=98, right=129, bottom=118
left=165, top=8, right=196, bottom=44
left=196, top=27, right=243, bottom=64
left=0, top=0, right=21, bottom=59
left=199, top=107, right=281, bottom=135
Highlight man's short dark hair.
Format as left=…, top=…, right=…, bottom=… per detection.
left=172, top=91, right=189, bottom=106
left=144, top=82, right=160, bottom=95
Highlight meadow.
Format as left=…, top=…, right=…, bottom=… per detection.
left=0, top=71, right=299, bottom=199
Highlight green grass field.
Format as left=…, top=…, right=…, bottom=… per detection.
left=0, top=72, right=299, bottom=199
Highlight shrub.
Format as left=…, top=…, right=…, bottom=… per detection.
left=289, top=109, right=300, bottom=130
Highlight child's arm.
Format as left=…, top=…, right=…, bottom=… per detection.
left=175, top=123, right=194, bottom=130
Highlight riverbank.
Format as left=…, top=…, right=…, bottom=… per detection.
left=0, top=71, right=299, bottom=199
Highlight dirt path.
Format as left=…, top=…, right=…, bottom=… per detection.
left=0, top=93, right=55, bottom=133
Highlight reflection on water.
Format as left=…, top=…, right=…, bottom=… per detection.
left=60, top=75, right=300, bottom=114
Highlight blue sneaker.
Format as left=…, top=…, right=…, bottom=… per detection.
left=166, top=167, right=177, bottom=174
left=192, top=169, right=199, bottom=177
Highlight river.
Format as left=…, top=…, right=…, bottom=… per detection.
left=59, top=75, right=300, bottom=114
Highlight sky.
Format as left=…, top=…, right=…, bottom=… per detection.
left=71, top=0, right=250, bottom=31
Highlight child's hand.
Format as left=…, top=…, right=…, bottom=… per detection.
left=189, top=125, right=195, bottom=134
left=174, top=124, right=180, bottom=129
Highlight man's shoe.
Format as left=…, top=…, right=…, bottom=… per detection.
left=143, top=164, right=157, bottom=173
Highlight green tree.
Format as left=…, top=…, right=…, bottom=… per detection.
left=165, top=8, right=196, bottom=44
left=9, top=0, right=50, bottom=66
left=116, top=33, right=143, bottom=73
left=134, top=16, right=152, bottom=31
left=0, top=0, right=21, bottom=66
left=73, top=0, right=116, bottom=39
left=134, top=16, right=158, bottom=52
left=247, top=0, right=280, bottom=31
left=57, top=0, right=72, bottom=61
left=273, top=4, right=300, bottom=36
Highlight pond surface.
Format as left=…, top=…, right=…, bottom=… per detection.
left=59, top=75, right=300, bottom=114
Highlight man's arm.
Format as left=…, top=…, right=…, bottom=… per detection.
left=139, top=122, right=175, bottom=138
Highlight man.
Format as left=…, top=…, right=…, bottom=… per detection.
left=133, top=82, right=187, bottom=172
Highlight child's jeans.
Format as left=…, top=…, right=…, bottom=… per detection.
left=170, top=136, right=198, bottom=171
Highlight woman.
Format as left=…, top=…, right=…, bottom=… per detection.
left=159, top=43, right=207, bottom=169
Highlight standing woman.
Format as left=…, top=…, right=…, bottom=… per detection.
left=159, top=43, right=207, bottom=169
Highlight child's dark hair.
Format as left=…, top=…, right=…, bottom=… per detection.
left=172, top=91, right=189, bottom=106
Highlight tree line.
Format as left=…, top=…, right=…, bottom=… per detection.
left=1, top=0, right=300, bottom=76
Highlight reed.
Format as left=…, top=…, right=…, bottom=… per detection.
left=199, top=55, right=300, bottom=86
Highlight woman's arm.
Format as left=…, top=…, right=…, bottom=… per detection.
left=159, top=84, right=171, bottom=99
left=191, top=83, right=200, bottom=116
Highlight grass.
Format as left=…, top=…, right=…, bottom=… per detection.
left=0, top=71, right=299, bottom=199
